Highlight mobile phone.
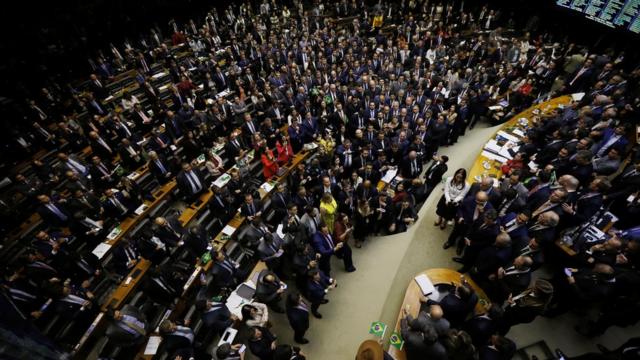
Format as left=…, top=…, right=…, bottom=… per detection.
left=563, top=268, right=573, bottom=277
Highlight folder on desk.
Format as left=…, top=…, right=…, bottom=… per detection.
left=212, top=173, right=231, bottom=188
left=414, top=274, right=436, bottom=296
left=222, top=224, right=236, bottom=236
left=381, top=168, right=398, bottom=184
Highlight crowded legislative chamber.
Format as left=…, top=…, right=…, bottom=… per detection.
left=1, top=0, right=640, bottom=359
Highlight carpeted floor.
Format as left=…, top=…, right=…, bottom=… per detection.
left=262, top=121, right=640, bottom=359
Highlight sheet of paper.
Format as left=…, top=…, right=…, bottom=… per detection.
left=91, top=243, right=112, bottom=259
left=512, top=129, right=525, bottom=137
left=381, top=167, right=398, bottom=183
left=415, top=274, right=436, bottom=296
left=222, top=224, right=237, bottom=236
left=276, top=224, right=285, bottom=238
left=144, top=336, right=162, bottom=355
left=527, top=160, right=539, bottom=171
left=483, top=139, right=502, bottom=153
left=151, top=72, right=166, bottom=79
left=481, top=150, right=508, bottom=164
left=106, top=226, right=122, bottom=241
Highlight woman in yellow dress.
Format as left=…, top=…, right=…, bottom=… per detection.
left=319, top=193, right=338, bottom=230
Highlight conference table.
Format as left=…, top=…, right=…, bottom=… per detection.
left=387, top=268, right=489, bottom=360
left=467, top=95, right=573, bottom=181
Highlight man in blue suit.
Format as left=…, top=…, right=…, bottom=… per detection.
left=306, top=269, right=334, bottom=318
left=195, top=299, right=236, bottom=336
left=499, top=211, right=531, bottom=251
left=312, top=223, right=355, bottom=276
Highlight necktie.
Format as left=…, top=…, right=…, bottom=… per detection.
left=249, top=203, right=255, bottom=215
left=68, top=159, right=86, bottom=174
left=99, top=164, right=109, bottom=177
left=112, top=196, right=128, bottom=214
left=187, top=171, right=202, bottom=193
left=324, top=234, right=334, bottom=249
left=47, top=203, right=68, bottom=221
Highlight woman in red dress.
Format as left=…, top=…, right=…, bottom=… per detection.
left=261, top=145, right=279, bottom=179
left=276, top=134, right=294, bottom=165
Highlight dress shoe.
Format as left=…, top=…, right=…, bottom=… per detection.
left=296, top=338, right=310, bottom=344
left=320, top=299, right=329, bottom=304
left=443, top=242, right=452, bottom=249
left=555, top=348, right=567, bottom=359
left=346, top=266, right=356, bottom=272
left=596, top=344, right=610, bottom=354
left=455, top=247, right=463, bottom=255
left=452, top=257, right=464, bottom=263
left=312, top=311, right=323, bottom=319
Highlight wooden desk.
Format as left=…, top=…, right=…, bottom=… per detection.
left=101, top=259, right=152, bottom=311
left=387, top=268, right=489, bottom=360
left=467, top=96, right=573, bottom=181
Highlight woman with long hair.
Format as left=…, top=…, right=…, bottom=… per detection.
left=260, top=144, right=280, bottom=180
left=205, top=150, right=225, bottom=177
left=241, top=302, right=270, bottom=328
left=353, top=199, right=373, bottom=248
left=435, top=168, right=470, bottom=230
left=333, top=212, right=353, bottom=245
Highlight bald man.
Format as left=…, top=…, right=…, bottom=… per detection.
left=445, top=191, right=493, bottom=253
left=413, top=303, right=451, bottom=337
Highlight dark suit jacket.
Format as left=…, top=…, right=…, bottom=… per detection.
left=148, top=156, right=173, bottom=182
left=464, top=315, right=497, bottom=347
left=286, top=305, right=309, bottom=333
left=307, top=271, right=330, bottom=303
left=248, top=326, right=276, bottom=360
left=176, top=169, right=206, bottom=198
left=201, top=303, right=233, bottom=335
left=37, top=201, right=72, bottom=227
left=153, top=217, right=185, bottom=247
left=240, top=200, right=263, bottom=218
left=424, top=161, right=448, bottom=188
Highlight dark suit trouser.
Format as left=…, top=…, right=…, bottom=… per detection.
left=335, top=244, right=354, bottom=270
left=293, top=326, right=308, bottom=342
left=447, top=222, right=469, bottom=250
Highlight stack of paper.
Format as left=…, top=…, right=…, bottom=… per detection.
left=134, top=204, right=148, bottom=216
left=496, top=131, right=520, bottom=142
left=481, top=150, right=508, bottom=164
left=484, top=139, right=502, bottom=154
left=414, top=274, right=436, bottom=296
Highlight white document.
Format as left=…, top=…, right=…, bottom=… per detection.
left=226, top=292, right=253, bottom=318
left=415, top=274, right=436, bottom=296
left=512, top=129, right=525, bottom=137
left=527, top=160, right=539, bottom=171
left=484, top=139, right=502, bottom=154
left=381, top=168, right=398, bottom=183
left=481, top=150, right=508, bottom=164
left=144, top=336, right=162, bottom=355
left=91, top=243, right=112, bottom=259
left=222, top=224, right=237, bottom=236
left=151, top=72, right=166, bottom=79
left=276, top=224, right=285, bottom=238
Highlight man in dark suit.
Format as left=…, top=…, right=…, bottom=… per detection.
left=306, top=269, right=334, bottom=318
left=312, top=223, right=355, bottom=276
left=566, top=58, right=595, bottom=92
left=402, top=150, right=423, bottom=179
left=153, top=216, right=185, bottom=248
left=89, top=156, right=117, bottom=191
left=159, top=319, right=195, bottom=357
left=445, top=191, right=493, bottom=252
left=423, top=155, right=449, bottom=195
left=195, top=299, right=235, bottom=336
left=117, top=138, right=144, bottom=170
left=499, top=211, right=530, bottom=251
left=102, top=188, right=135, bottom=220
left=176, top=162, right=206, bottom=201
left=467, top=177, right=502, bottom=209
left=183, top=225, right=209, bottom=259
left=36, top=194, right=72, bottom=227
left=225, top=132, right=246, bottom=163
left=468, top=232, right=513, bottom=281
left=286, top=292, right=310, bottom=344
left=67, top=189, right=104, bottom=219
left=255, top=269, right=286, bottom=313
left=248, top=326, right=277, bottom=360
left=454, top=209, right=501, bottom=272
left=112, top=239, right=140, bottom=276
left=88, top=74, right=109, bottom=100
left=240, top=193, right=263, bottom=221
left=105, top=305, right=148, bottom=346
left=210, top=251, right=243, bottom=292
left=147, top=151, right=173, bottom=184
left=464, top=305, right=504, bottom=348
left=88, top=131, right=116, bottom=161
left=428, top=283, right=478, bottom=328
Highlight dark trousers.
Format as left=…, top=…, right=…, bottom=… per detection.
left=447, top=221, right=469, bottom=251
left=311, top=301, right=322, bottom=315
left=293, top=327, right=308, bottom=342
left=335, top=243, right=354, bottom=270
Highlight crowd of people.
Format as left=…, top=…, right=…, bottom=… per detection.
left=2, top=0, right=640, bottom=359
